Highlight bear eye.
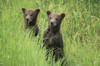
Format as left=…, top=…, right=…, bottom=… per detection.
left=25, top=14, right=27, bottom=16
left=30, top=14, right=33, bottom=16
left=50, top=17, right=52, bottom=19
left=56, top=18, right=58, bottom=20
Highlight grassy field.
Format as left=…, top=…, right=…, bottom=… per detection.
left=0, top=0, right=100, bottom=66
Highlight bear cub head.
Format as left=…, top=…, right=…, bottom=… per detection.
left=22, top=8, right=40, bottom=26
left=47, top=10, right=65, bottom=28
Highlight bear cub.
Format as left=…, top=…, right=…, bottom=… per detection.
left=43, top=10, right=65, bottom=62
left=22, top=8, right=40, bottom=36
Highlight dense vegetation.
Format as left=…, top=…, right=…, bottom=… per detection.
left=0, top=0, right=100, bottom=66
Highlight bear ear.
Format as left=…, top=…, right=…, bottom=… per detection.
left=35, top=8, right=40, bottom=13
left=47, top=10, right=51, bottom=15
left=22, top=8, right=26, bottom=13
left=60, top=13, right=65, bottom=19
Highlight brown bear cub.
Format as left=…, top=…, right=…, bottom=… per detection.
left=43, top=10, right=65, bottom=62
left=22, top=8, right=40, bottom=36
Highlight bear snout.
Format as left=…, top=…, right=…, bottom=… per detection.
left=26, top=18, right=29, bottom=22
left=50, top=22, right=54, bottom=26
left=50, top=22, right=55, bottom=27
left=50, top=22, right=56, bottom=27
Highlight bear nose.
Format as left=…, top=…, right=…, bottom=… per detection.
left=50, top=22, right=54, bottom=26
left=26, top=18, right=29, bottom=22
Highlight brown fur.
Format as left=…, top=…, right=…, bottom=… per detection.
left=22, top=8, right=40, bottom=36
left=43, top=10, right=65, bottom=62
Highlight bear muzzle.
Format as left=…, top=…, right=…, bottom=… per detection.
left=26, top=18, right=29, bottom=22
left=50, top=22, right=56, bottom=27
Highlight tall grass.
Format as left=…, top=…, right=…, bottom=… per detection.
left=0, top=0, right=100, bottom=66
